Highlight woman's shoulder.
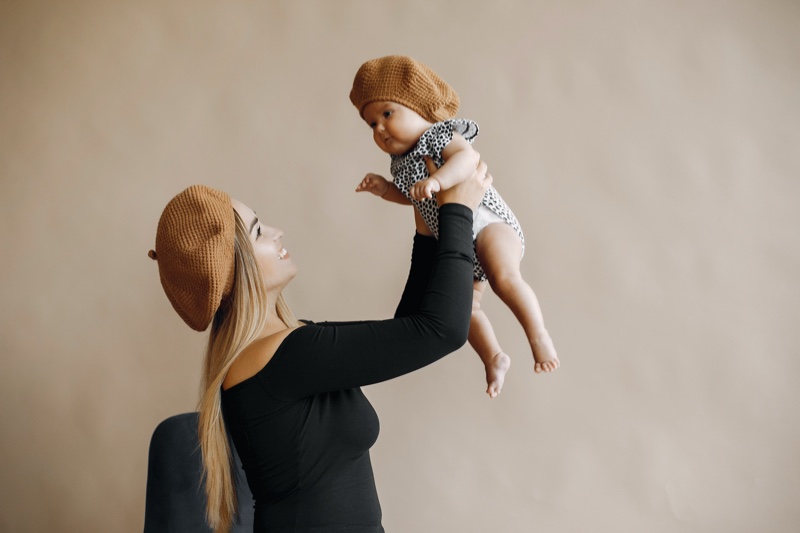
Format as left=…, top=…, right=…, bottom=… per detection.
left=222, top=325, right=305, bottom=390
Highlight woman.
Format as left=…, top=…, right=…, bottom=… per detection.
left=148, top=159, right=491, bottom=532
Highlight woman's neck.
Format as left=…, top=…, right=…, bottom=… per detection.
left=256, top=294, right=291, bottom=339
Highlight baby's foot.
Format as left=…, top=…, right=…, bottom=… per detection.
left=485, top=352, right=511, bottom=398
left=532, top=332, right=559, bottom=374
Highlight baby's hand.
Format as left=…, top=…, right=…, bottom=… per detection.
left=355, top=173, right=390, bottom=197
left=409, top=178, right=441, bottom=200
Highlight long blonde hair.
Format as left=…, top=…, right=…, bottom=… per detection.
left=197, top=210, right=299, bottom=532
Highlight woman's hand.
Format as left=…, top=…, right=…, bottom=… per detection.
left=429, top=155, right=491, bottom=211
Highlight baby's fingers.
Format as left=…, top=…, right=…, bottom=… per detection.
left=355, top=175, right=374, bottom=192
left=410, top=184, right=426, bottom=200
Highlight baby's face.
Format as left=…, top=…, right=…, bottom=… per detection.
left=362, top=101, right=432, bottom=156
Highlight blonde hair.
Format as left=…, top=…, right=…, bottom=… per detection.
left=197, top=210, right=299, bottom=532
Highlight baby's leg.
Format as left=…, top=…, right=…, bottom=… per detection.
left=469, top=280, right=511, bottom=398
left=476, top=223, right=559, bottom=373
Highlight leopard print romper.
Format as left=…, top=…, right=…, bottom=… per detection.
left=390, top=119, right=525, bottom=281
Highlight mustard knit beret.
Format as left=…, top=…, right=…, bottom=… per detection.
left=148, top=185, right=235, bottom=332
left=349, top=55, right=459, bottom=123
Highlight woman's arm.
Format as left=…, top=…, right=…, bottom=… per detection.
left=263, top=204, right=474, bottom=399
left=262, top=162, right=491, bottom=399
left=394, top=231, right=438, bottom=318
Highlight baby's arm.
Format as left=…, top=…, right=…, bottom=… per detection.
left=356, top=173, right=412, bottom=205
left=355, top=173, right=432, bottom=234
left=409, top=133, right=480, bottom=200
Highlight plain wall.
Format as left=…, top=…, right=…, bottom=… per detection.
left=1, top=0, right=798, bottom=531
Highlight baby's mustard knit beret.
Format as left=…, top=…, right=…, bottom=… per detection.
left=148, top=185, right=235, bottom=332
left=350, top=55, right=459, bottom=123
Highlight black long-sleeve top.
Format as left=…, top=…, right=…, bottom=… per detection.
left=221, top=203, right=475, bottom=532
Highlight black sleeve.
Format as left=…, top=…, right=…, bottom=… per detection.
left=394, top=232, right=438, bottom=318
left=262, top=203, right=474, bottom=399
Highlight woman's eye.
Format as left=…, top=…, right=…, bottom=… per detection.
left=256, top=226, right=262, bottom=239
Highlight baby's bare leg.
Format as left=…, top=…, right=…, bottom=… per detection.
left=469, top=280, right=511, bottom=398
left=477, top=223, right=559, bottom=373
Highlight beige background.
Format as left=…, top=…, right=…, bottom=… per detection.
left=1, top=0, right=799, bottom=531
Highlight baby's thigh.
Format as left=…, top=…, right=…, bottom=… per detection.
left=475, top=223, right=523, bottom=276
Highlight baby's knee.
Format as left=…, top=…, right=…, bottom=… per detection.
left=488, top=270, right=523, bottom=296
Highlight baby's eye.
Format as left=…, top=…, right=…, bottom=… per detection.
left=369, top=122, right=376, bottom=129
left=383, top=110, right=392, bottom=119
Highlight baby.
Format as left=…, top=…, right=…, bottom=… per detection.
left=351, top=55, right=559, bottom=397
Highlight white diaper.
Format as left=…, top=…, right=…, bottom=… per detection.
left=472, top=204, right=505, bottom=240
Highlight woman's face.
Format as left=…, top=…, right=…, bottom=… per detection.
left=232, top=199, right=297, bottom=291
